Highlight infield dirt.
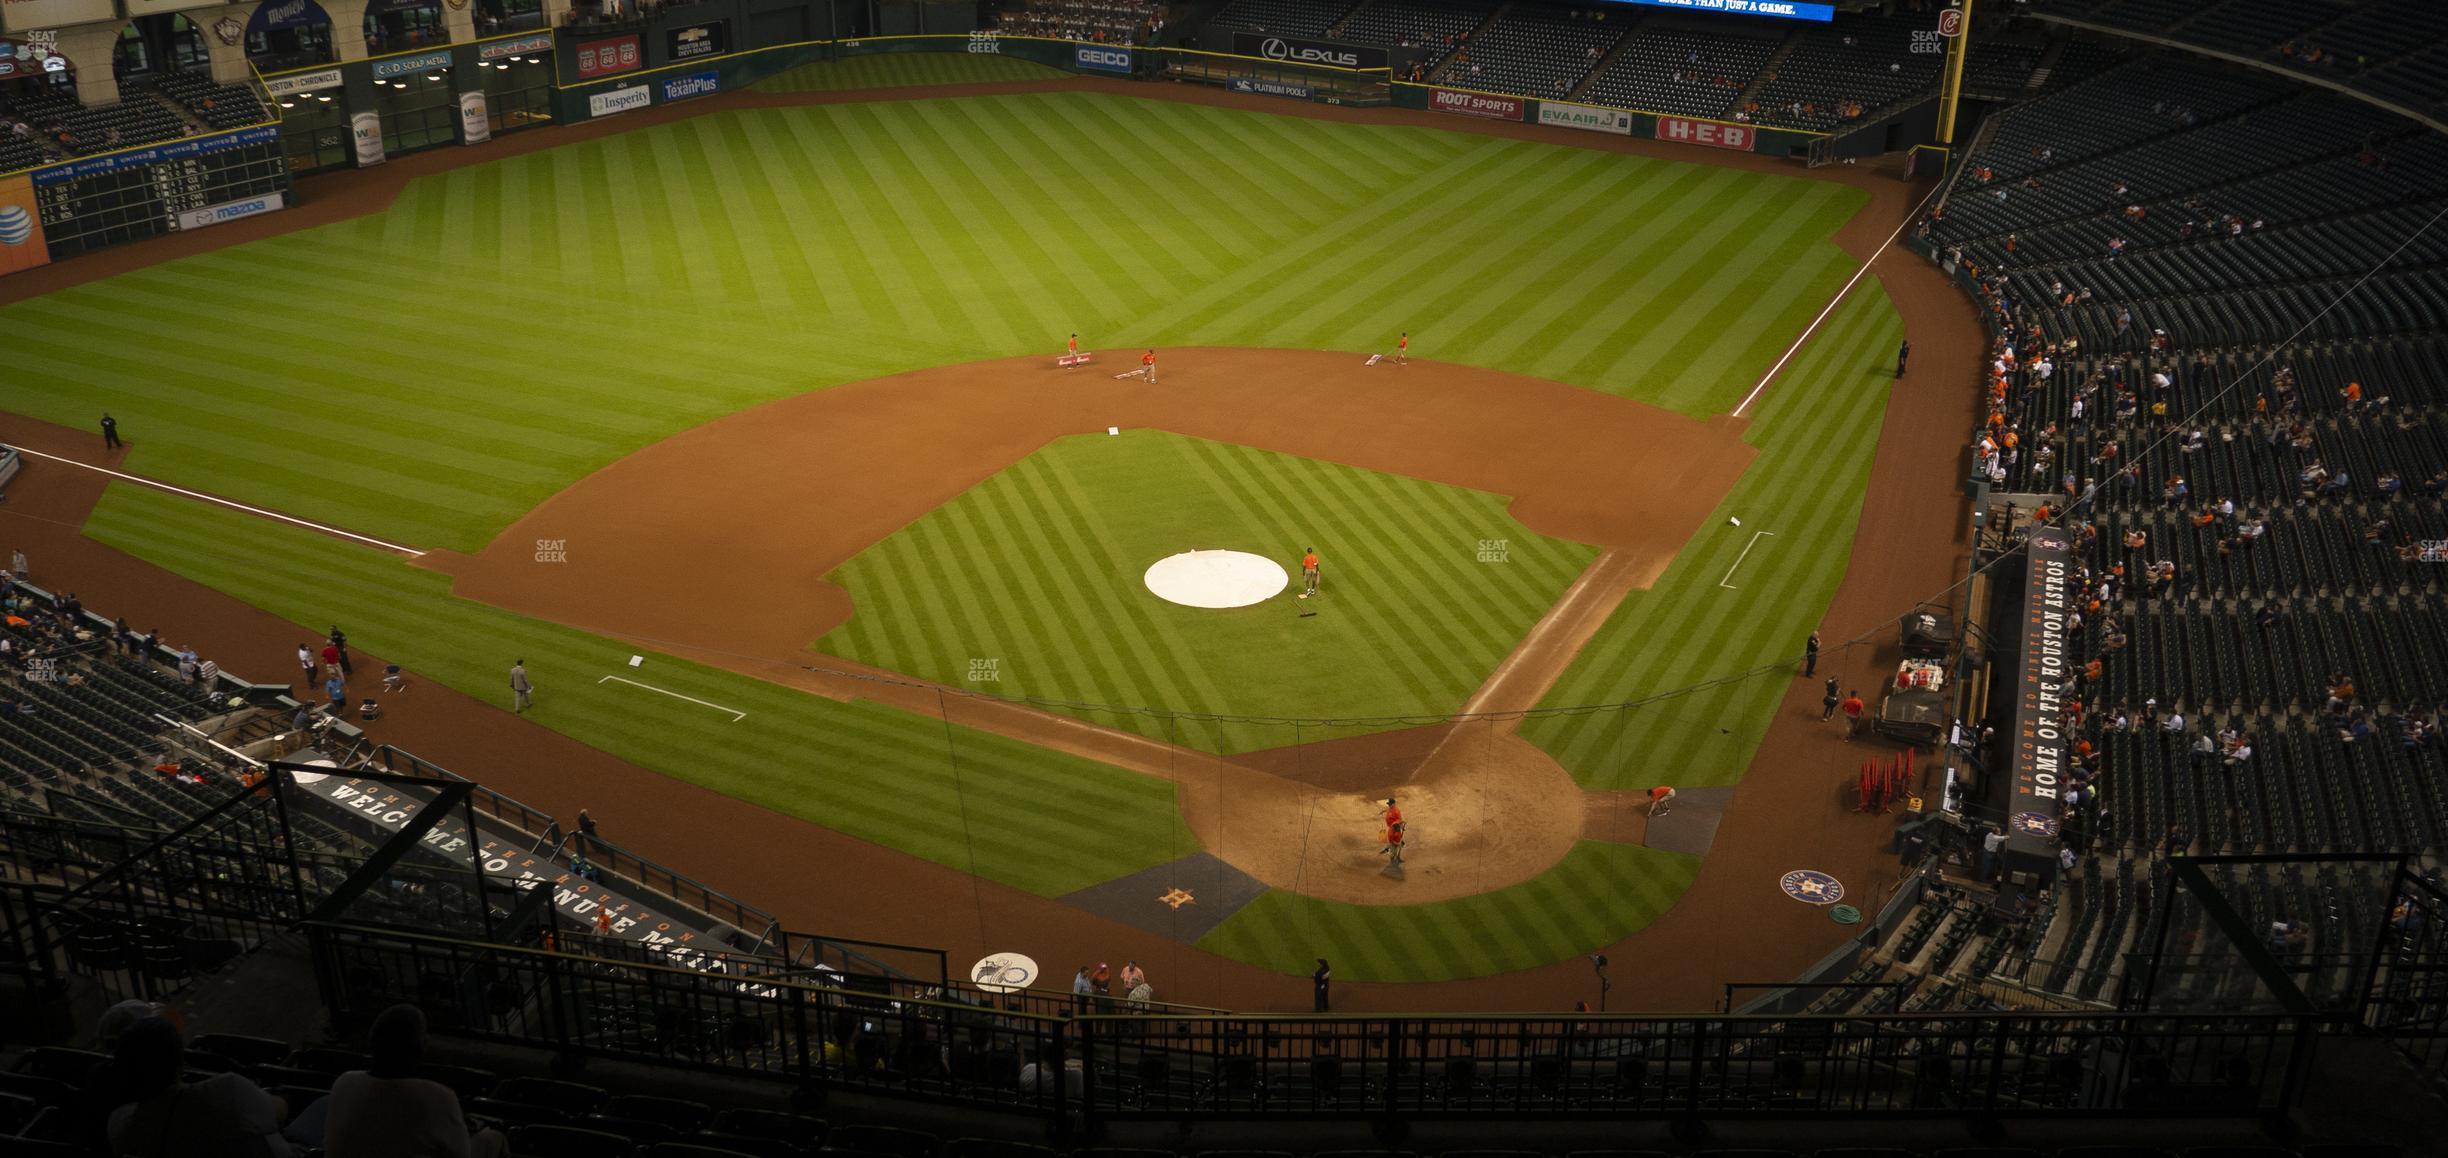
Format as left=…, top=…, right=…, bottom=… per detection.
left=0, top=69, right=1978, bottom=1008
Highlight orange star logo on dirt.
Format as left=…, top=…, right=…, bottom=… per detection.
left=1158, top=887, right=1196, bottom=910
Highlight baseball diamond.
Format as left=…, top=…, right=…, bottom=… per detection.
left=0, top=51, right=1917, bottom=990
left=7, top=3, right=2441, bottom=1142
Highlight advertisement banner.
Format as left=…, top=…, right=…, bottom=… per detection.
left=1072, top=44, right=1130, bottom=74
left=575, top=34, right=640, bottom=79
left=1230, top=31, right=1383, bottom=71
left=659, top=69, right=717, bottom=102
left=2003, top=526, right=2074, bottom=871
left=30, top=124, right=281, bottom=185
left=1228, top=76, right=1311, bottom=100
left=371, top=48, right=452, bottom=80
left=1, top=0, right=113, bottom=35
left=171, top=191, right=286, bottom=231
left=587, top=83, right=649, bottom=117
left=261, top=67, right=343, bottom=96
left=479, top=31, right=552, bottom=60
left=0, top=174, right=50, bottom=277
left=1591, top=0, right=1834, bottom=21
left=1655, top=115, right=1755, bottom=151
left=666, top=21, right=723, bottom=62
left=1428, top=87, right=1523, bottom=121
left=458, top=89, right=490, bottom=143
left=0, top=32, right=72, bottom=77
left=1537, top=100, right=1634, bottom=135
left=350, top=109, right=385, bottom=166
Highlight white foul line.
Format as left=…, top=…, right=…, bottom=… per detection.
left=1720, top=531, right=1776, bottom=589
left=1729, top=178, right=1947, bottom=420
left=597, top=675, right=747, bottom=722
left=7, top=444, right=427, bottom=557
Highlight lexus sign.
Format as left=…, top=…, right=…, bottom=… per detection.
left=1230, top=31, right=1385, bottom=71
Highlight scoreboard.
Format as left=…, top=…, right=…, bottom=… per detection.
left=29, top=125, right=293, bottom=259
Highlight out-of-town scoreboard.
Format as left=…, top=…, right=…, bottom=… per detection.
left=2, top=124, right=292, bottom=271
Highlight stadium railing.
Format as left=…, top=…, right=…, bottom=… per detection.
left=301, top=919, right=2318, bottom=1127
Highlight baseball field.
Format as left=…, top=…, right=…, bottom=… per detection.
left=0, top=55, right=1920, bottom=985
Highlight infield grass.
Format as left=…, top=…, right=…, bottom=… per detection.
left=815, top=430, right=1597, bottom=754
left=15, top=65, right=1903, bottom=977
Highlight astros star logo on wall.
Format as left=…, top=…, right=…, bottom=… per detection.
left=2010, top=810, right=2060, bottom=837
left=1158, top=887, right=1196, bottom=910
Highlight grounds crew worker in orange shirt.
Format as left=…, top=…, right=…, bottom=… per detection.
left=1068, top=333, right=1079, bottom=357
left=1397, top=332, right=1409, bottom=365
left=1301, top=548, right=1320, bottom=596
left=1141, top=349, right=1157, bottom=384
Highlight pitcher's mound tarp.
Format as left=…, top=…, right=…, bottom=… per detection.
left=1642, top=786, right=1732, bottom=856
left=1060, top=853, right=1269, bottom=943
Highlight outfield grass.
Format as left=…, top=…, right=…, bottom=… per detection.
left=6, top=91, right=1863, bottom=554
left=1518, top=288, right=1906, bottom=789
left=815, top=431, right=1596, bottom=753
left=753, top=53, right=1070, bottom=93
left=1196, top=842, right=1702, bottom=982
left=83, top=483, right=1198, bottom=899
left=18, top=79, right=1900, bottom=978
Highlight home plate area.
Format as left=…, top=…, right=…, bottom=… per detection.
left=1060, top=853, right=1269, bottom=942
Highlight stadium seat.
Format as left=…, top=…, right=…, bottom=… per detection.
left=646, top=1145, right=760, bottom=1158
left=9, top=1049, right=106, bottom=1087
left=607, top=1094, right=714, bottom=1133
left=709, top=1108, right=826, bottom=1150
left=2298, top=1146, right=2405, bottom=1158
left=416, top=1062, right=499, bottom=1101
left=826, top=1125, right=941, bottom=1158
left=190, top=1033, right=290, bottom=1068
left=496, top=1076, right=610, bottom=1116
left=0, top=1136, right=84, bottom=1158
left=946, top=1139, right=1056, bottom=1158
left=2057, top=1147, right=2175, bottom=1158
left=513, top=1124, right=640, bottom=1158
left=467, top=1096, right=572, bottom=1128
left=690, top=1132, right=812, bottom=1158
left=284, top=1047, right=372, bottom=1076
left=0, top=1092, right=37, bottom=1136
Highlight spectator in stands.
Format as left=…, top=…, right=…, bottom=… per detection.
left=321, top=1005, right=506, bottom=1158
left=2326, top=674, right=2357, bottom=713
left=107, top=1017, right=294, bottom=1157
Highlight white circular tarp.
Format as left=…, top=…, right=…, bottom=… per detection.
left=1144, top=549, right=1289, bottom=609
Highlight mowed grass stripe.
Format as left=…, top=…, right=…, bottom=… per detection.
left=817, top=432, right=1592, bottom=753
left=1522, top=287, right=1904, bottom=787
left=86, top=483, right=1191, bottom=896
left=1197, top=843, right=1703, bottom=981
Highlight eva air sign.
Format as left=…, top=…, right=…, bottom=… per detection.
left=1537, top=101, right=1635, bottom=136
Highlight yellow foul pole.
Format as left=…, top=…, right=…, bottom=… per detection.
left=1937, top=0, right=1975, bottom=145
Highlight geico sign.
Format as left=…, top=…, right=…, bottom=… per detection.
left=1656, top=115, right=1754, bottom=152
left=1075, top=47, right=1131, bottom=70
